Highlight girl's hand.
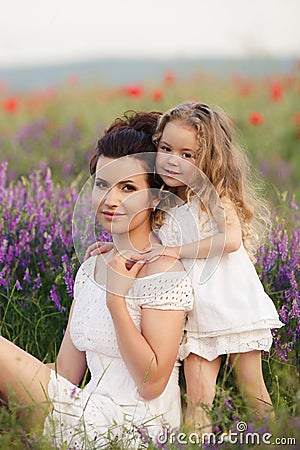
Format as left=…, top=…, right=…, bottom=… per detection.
left=140, top=244, right=180, bottom=262
left=106, top=251, right=146, bottom=300
left=84, top=241, right=114, bottom=261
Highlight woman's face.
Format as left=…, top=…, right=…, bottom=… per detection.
left=92, top=155, right=155, bottom=235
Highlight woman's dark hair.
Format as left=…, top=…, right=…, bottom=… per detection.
left=90, top=111, right=162, bottom=190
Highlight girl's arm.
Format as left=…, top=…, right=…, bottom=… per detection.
left=182, top=198, right=242, bottom=258
left=143, top=198, right=242, bottom=261
left=84, top=241, right=113, bottom=261
left=105, top=254, right=186, bottom=400
left=47, top=301, right=87, bottom=385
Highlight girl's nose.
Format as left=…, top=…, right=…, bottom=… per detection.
left=167, top=154, right=179, bottom=166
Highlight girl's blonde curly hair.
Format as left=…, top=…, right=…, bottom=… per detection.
left=153, top=101, right=271, bottom=259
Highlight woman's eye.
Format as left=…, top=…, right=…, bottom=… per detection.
left=95, top=181, right=108, bottom=189
left=123, top=184, right=136, bottom=192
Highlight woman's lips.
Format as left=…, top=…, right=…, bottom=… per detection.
left=102, top=211, right=125, bottom=221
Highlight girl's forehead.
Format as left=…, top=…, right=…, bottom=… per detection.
left=163, top=120, right=195, bottom=134
left=161, top=121, right=198, bottom=147
left=95, top=155, right=148, bottom=184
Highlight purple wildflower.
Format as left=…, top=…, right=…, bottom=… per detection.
left=33, top=273, right=42, bottom=289
left=256, top=200, right=300, bottom=367
left=15, top=279, right=22, bottom=291
left=291, top=196, right=299, bottom=211
left=225, top=399, right=233, bottom=410
left=70, top=387, right=77, bottom=399
left=50, top=286, right=65, bottom=313
left=23, top=267, right=31, bottom=284
left=135, top=426, right=151, bottom=445
left=61, top=254, right=74, bottom=297
left=0, top=161, right=8, bottom=189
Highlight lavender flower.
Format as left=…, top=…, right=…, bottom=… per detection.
left=50, top=286, right=65, bottom=312
left=256, top=198, right=300, bottom=367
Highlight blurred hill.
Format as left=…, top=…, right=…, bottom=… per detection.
left=0, top=57, right=296, bottom=92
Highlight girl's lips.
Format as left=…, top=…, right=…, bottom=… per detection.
left=162, top=169, right=181, bottom=177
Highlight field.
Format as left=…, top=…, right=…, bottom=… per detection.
left=0, top=64, right=299, bottom=448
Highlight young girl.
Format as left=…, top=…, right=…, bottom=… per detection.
left=0, top=112, right=194, bottom=448
left=148, top=101, right=283, bottom=433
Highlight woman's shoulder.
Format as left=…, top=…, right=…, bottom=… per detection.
left=73, top=256, right=97, bottom=299
left=134, top=257, right=193, bottom=311
left=138, top=256, right=185, bottom=278
left=74, top=255, right=103, bottom=290
left=77, top=255, right=97, bottom=278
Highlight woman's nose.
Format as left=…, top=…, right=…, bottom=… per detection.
left=104, top=187, right=120, bottom=207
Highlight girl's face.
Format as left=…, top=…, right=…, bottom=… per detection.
left=92, top=155, right=156, bottom=236
left=156, top=120, right=198, bottom=199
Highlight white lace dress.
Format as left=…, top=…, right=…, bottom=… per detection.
left=43, top=256, right=193, bottom=449
left=158, top=200, right=283, bottom=361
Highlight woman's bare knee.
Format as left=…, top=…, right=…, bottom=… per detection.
left=0, top=336, right=51, bottom=427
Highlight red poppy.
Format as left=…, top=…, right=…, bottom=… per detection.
left=249, top=112, right=265, bottom=125
left=152, top=89, right=163, bottom=101
left=238, top=81, right=252, bottom=97
left=293, top=112, right=300, bottom=125
left=125, top=84, right=143, bottom=97
left=270, top=82, right=283, bottom=102
left=3, top=96, right=19, bottom=113
left=164, top=70, right=176, bottom=85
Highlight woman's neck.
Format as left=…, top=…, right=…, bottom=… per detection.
left=112, top=226, right=157, bottom=253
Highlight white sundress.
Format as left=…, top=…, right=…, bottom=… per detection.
left=43, top=256, right=193, bottom=449
left=157, top=200, right=283, bottom=361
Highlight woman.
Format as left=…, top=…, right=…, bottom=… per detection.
left=0, top=111, right=193, bottom=448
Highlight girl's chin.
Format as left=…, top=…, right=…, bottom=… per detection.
left=160, top=174, right=183, bottom=185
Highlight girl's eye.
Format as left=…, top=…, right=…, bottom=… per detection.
left=95, top=180, right=108, bottom=189
left=159, top=145, right=172, bottom=153
left=182, top=152, right=194, bottom=159
left=122, top=184, right=136, bottom=192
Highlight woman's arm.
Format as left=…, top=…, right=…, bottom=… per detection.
left=108, top=301, right=184, bottom=400
left=106, top=255, right=187, bottom=400
left=48, top=301, right=87, bottom=385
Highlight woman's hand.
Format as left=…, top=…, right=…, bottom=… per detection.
left=140, top=244, right=180, bottom=262
left=84, top=241, right=114, bottom=261
left=106, top=251, right=146, bottom=301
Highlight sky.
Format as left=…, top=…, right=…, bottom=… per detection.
left=0, top=0, right=299, bottom=67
